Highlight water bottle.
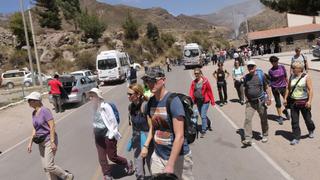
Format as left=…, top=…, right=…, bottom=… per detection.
left=191, top=108, right=199, bottom=124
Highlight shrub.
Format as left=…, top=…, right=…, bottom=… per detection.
left=146, top=22, right=159, bottom=41
left=9, top=49, right=29, bottom=68
left=76, top=51, right=96, bottom=71
left=161, top=32, right=176, bottom=48
left=122, top=13, right=140, bottom=40
left=78, top=12, right=106, bottom=42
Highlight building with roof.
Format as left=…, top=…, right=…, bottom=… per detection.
left=248, top=13, right=320, bottom=53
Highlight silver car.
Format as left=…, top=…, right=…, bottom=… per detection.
left=49, top=75, right=97, bottom=105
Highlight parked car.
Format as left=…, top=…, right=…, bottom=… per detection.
left=70, top=70, right=97, bottom=82
left=23, top=73, right=52, bottom=87
left=312, top=45, right=320, bottom=58
left=49, top=75, right=97, bottom=105
left=1, top=70, right=29, bottom=89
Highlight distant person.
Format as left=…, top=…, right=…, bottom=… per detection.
left=143, top=67, right=194, bottom=180
left=213, top=62, right=230, bottom=106
left=128, top=66, right=137, bottom=85
left=242, top=60, right=272, bottom=146
left=166, top=57, right=172, bottom=72
left=284, top=61, right=315, bottom=145
left=232, top=60, right=245, bottom=105
left=211, top=53, right=218, bottom=65
left=268, top=56, right=290, bottom=125
left=291, top=47, right=309, bottom=73
left=127, top=84, right=153, bottom=180
left=25, top=92, right=74, bottom=180
left=270, top=42, right=275, bottom=54
left=143, top=59, right=149, bottom=72
left=189, top=68, right=215, bottom=137
left=48, top=74, right=63, bottom=113
left=88, top=88, right=134, bottom=180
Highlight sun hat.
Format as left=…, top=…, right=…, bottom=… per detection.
left=246, top=60, right=256, bottom=66
left=141, top=66, right=165, bottom=81
left=89, top=87, right=104, bottom=99
left=25, top=91, right=42, bottom=101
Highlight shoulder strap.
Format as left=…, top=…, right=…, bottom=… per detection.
left=146, top=96, right=155, bottom=118
left=166, top=93, right=178, bottom=133
left=256, top=69, right=264, bottom=86
left=289, top=73, right=306, bottom=97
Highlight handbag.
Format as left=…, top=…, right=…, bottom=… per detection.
left=32, top=134, right=47, bottom=144
left=293, top=99, right=308, bottom=108
left=286, top=73, right=306, bottom=109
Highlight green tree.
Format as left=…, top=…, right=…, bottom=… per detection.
left=34, top=0, right=61, bottom=29
left=57, top=0, right=81, bottom=30
left=122, top=13, right=140, bottom=40
left=146, top=22, right=159, bottom=41
left=9, top=12, right=32, bottom=47
left=260, top=0, right=320, bottom=16
left=161, top=33, right=176, bottom=47
left=77, top=12, right=106, bottom=42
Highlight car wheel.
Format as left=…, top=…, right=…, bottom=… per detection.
left=24, top=81, right=32, bottom=87
left=6, top=82, right=14, bottom=89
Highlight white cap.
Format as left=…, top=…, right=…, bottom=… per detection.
left=89, top=88, right=104, bottom=99
left=246, top=60, right=256, bottom=66
left=233, top=53, right=239, bottom=59
left=25, top=91, right=42, bottom=101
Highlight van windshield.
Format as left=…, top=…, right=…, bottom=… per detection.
left=184, top=49, right=199, bottom=57
left=98, top=59, right=117, bottom=70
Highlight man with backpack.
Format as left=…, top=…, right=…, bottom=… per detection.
left=291, top=47, right=309, bottom=73
left=242, top=60, right=272, bottom=146
left=142, top=67, right=194, bottom=180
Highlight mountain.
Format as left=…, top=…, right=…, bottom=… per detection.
left=80, top=0, right=213, bottom=30
left=194, top=0, right=265, bottom=31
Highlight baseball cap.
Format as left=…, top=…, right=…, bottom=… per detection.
left=246, top=60, right=256, bottom=66
left=141, top=66, right=165, bottom=81
left=89, top=87, right=104, bottom=99
left=25, top=91, right=42, bottom=101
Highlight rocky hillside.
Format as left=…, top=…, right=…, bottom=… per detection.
left=195, top=0, right=264, bottom=30
left=80, top=0, right=213, bottom=30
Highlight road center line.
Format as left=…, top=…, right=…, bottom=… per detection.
left=188, top=70, right=295, bottom=180
left=0, top=86, right=115, bottom=158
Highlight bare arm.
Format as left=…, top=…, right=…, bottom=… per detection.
left=306, top=76, right=313, bottom=108
left=47, top=119, right=57, bottom=152
left=27, top=128, right=36, bottom=153
left=165, top=116, right=184, bottom=173
left=141, top=116, right=154, bottom=158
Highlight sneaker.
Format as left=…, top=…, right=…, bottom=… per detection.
left=261, top=136, right=268, bottom=143
left=200, top=132, right=206, bottom=138
left=126, top=160, right=134, bottom=175
left=277, top=117, right=284, bottom=125
left=309, top=131, right=314, bottom=138
left=242, top=139, right=252, bottom=146
left=104, top=175, right=113, bottom=180
left=283, top=109, right=290, bottom=120
left=66, top=173, right=74, bottom=180
left=207, top=120, right=213, bottom=131
left=240, top=100, right=245, bottom=105
left=290, top=139, right=299, bottom=145
left=224, top=101, right=228, bottom=105
left=219, top=103, right=223, bottom=107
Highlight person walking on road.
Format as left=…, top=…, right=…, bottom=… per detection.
left=291, top=47, right=309, bottom=73
left=142, top=67, right=194, bottom=180
left=189, top=68, right=215, bottom=137
left=128, top=66, right=137, bottom=86
left=213, top=62, right=230, bottom=106
left=283, top=61, right=315, bottom=145
left=242, top=60, right=272, bottom=146
left=25, top=92, right=74, bottom=180
left=232, top=60, right=245, bottom=105
left=166, top=57, right=172, bottom=72
left=48, top=74, right=63, bottom=113
left=127, top=84, right=153, bottom=180
left=88, top=88, right=134, bottom=180
left=268, top=56, right=290, bottom=125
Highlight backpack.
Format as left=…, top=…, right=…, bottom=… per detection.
left=244, top=68, right=265, bottom=86
left=106, top=102, right=120, bottom=124
left=147, top=93, right=198, bottom=144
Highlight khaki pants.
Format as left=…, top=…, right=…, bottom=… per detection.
left=151, top=151, right=194, bottom=180
left=244, top=100, right=269, bottom=140
left=39, top=141, right=67, bottom=180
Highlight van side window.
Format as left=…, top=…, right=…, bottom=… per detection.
left=17, top=72, right=25, bottom=77
left=3, top=73, right=14, bottom=78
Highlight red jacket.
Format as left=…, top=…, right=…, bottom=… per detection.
left=189, top=77, right=215, bottom=106
left=48, top=79, right=62, bottom=95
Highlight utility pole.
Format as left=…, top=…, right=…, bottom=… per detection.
left=20, top=0, right=35, bottom=85
left=28, top=6, right=43, bottom=87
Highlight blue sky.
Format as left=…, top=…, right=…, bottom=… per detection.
left=0, top=0, right=247, bottom=15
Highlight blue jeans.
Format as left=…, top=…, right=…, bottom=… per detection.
left=197, top=102, right=210, bottom=133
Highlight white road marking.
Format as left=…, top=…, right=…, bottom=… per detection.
left=188, top=70, right=294, bottom=180
left=0, top=86, right=115, bottom=158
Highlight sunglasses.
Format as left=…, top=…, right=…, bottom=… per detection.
left=247, top=65, right=255, bottom=68
left=144, top=77, right=162, bottom=84
left=127, top=92, right=134, bottom=97
left=194, top=72, right=200, bottom=75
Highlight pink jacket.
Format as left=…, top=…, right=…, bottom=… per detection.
left=189, top=77, right=215, bottom=106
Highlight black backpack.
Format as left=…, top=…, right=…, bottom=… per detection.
left=147, top=93, right=198, bottom=144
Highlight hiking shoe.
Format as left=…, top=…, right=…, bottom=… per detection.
left=66, top=173, right=74, bottom=180
left=242, top=139, right=252, bottom=146
left=290, top=139, right=299, bottom=145
left=283, top=109, right=290, bottom=120
left=104, top=175, right=113, bottom=180
left=309, top=131, right=315, bottom=138
left=126, top=160, right=134, bottom=175
left=261, top=136, right=268, bottom=143
left=207, top=120, right=213, bottom=131
left=277, top=117, right=284, bottom=125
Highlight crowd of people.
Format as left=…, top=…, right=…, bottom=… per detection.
left=24, top=46, right=315, bottom=180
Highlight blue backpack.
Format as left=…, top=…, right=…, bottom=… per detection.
left=107, top=102, right=120, bottom=124
left=244, top=68, right=265, bottom=86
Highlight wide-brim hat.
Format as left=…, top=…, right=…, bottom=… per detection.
left=246, top=60, right=256, bottom=66
left=25, top=91, right=42, bottom=101
left=89, top=88, right=104, bottom=99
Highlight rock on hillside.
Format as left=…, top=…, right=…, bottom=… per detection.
left=79, top=0, right=213, bottom=30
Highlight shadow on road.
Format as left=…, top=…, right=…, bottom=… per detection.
left=237, top=129, right=262, bottom=148
left=311, top=58, right=320, bottom=62
left=110, top=164, right=134, bottom=179
left=275, top=130, right=309, bottom=142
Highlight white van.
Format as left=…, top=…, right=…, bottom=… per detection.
left=183, top=43, right=204, bottom=69
left=96, top=50, right=131, bottom=83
